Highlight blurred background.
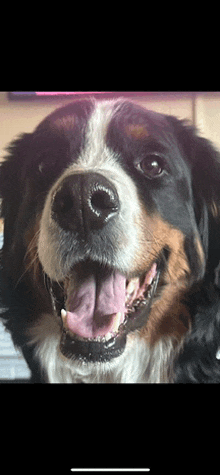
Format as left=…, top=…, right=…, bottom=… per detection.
left=1, top=90, right=220, bottom=381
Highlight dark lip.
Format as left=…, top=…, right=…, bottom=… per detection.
left=60, top=330, right=127, bottom=363
left=59, top=267, right=161, bottom=363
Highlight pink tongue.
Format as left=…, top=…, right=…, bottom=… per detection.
left=65, top=271, right=127, bottom=339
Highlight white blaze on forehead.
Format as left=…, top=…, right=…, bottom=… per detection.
left=78, top=100, right=125, bottom=166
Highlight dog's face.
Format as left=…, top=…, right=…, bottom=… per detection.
left=2, top=98, right=220, bottom=366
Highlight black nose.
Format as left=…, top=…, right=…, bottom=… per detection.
left=52, top=172, right=120, bottom=234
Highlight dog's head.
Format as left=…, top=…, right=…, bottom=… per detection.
left=1, top=98, right=220, bottom=364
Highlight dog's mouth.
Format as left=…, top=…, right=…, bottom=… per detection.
left=49, top=260, right=161, bottom=363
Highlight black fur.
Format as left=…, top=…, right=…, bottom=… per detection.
left=1, top=100, right=220, bottom=382
left=167, top=119, right=220, bottom=382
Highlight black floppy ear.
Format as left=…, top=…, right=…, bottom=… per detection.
left=0, top=133, right=32, bottom=250
left=167, top=117, right=220, bottom=383
left=191, top=135, right=220, bottom=214
left=167, top=116, right=220, bottom=277
left=167, top=116, right=220, bottom=211
left=191, top=136, right=220, bottom=276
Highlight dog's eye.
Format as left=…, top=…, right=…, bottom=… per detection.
left=136, top=154, right=165, bottom=179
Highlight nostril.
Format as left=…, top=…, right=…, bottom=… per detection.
left=91, top=191, right=108, bottom=211
left=90, top=189, right=118, bottom=213
left=53, top=190, right=73, bottom=215
left=89, top=186, right=119, bottom=222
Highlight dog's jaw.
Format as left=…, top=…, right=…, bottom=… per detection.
left=27, top=311, right=177, bottom=383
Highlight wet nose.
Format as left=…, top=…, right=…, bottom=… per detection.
left=52, top=172, right=120, bottom=234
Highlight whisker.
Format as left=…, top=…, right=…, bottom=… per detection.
left=15, top=229, right=40, bottom=287
left=15, top=252, right=39, bottom=287
left=23, top=229, right=40, bottom=260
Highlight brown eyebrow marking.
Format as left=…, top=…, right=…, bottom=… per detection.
left=125, top=124, right=149, bottom=139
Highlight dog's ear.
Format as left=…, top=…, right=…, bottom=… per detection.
left=167, top=116, right=220, bottom=277
left=190, top=134, right=220, bottom=275
left=167, top=116, right=220, bottom=211
left=0, top=133, right=33, bottom=249
left=0, top=133, right=33, bottom=192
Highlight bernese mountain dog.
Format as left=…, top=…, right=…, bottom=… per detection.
left=1, top=97, right=220, bottom=383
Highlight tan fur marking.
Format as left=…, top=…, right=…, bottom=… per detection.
left=131, top=211, right=198, bottom=345
left=131, top=211, right=191, bottom=280
left=52, top=115, right=76, bottom=132
left=125, top=124, right=149, bottom=140
left=139, top=284, right=191, bottom=345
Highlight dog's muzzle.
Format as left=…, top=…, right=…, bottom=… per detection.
left=51, top=172, right=120, bottom=236
left=42, top=172, right=160, bottom=363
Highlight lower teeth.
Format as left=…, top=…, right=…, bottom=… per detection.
left=126, top=298, right=148, bottom=314
left=68, top=332, right=115, bottom=343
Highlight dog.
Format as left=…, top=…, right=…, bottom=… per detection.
left=1, top=97, right=220, bottom=383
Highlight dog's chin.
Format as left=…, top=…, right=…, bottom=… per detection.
left=47, top=259, right=161, bottom=363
